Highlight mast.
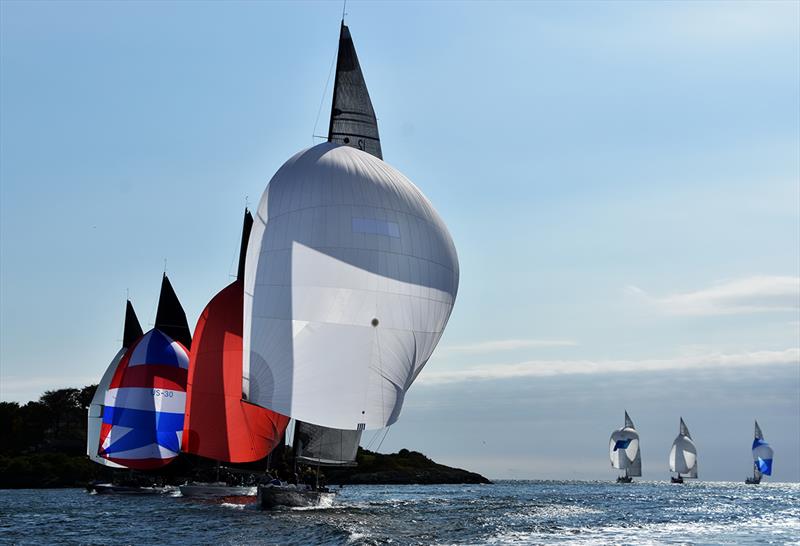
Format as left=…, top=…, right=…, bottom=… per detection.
left=237, top=209, right=254, bottom=281
left=327, top=21, right=382, bottom=159
left=154, top=273, right=192, bottom=349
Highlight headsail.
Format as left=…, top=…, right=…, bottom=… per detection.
left=243, top=143, right=459, bottom=430
left=86, top=300, right=143, bottom=468
left=609, top=411, right=641, bottom=477
left=752, top=420, right=773, bottom=476
left=155, top=274, right=192, bottom=350
left=97, top=275, right=190, bottom=470
left=182, top=211, right=289, bottom=463
left=669, top=417, right=698, bottom=478
left=293, top=421, right=362, bottom=466
left=327, top=22, right=382, bottom=159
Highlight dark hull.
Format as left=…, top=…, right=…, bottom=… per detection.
left=616, top=476, right=633, bottom=483
left=745, top=476, right=761, bottom=484
left=670, top=476, right=684, bottom=484
left=257, top=484, right=335, bottom=509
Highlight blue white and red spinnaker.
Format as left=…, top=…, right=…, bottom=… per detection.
left=98, top=329, right=188, bottom=470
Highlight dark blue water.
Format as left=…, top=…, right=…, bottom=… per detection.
left=1, top=481, right=797, bottom=545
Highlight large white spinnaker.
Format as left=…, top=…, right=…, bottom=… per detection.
left=669, top=417, right=698, bottom=479
left=244, top=143, right=459, bottom=430
left=609, top=411, right=641, bottom=477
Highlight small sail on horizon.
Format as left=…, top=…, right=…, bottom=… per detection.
left=609, top=410, right=641, bottom=479
left=86, top=300, right=143, bottom=468
left=97, top=274, right=190, bottom=470
left=327, top=22, right=382, bottom=159
left=182, top=210, right=289, bottom=463
left=750, top=420, right=774, bottom=481
left=669, top=417, right=698, bottom=479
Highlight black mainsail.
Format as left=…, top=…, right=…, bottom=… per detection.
left=154, top=273, right=192, bottom=349
left=327, top=22, right=382, bottom=159
left=122, top=299, right=144, bottom=348
left=293, top=421, right=362, bottom=467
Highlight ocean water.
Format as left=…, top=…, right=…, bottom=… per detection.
left=0, top=481, right=798, bottom=545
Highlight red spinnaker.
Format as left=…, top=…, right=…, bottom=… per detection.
left=182, top=280, right=288, bottom=463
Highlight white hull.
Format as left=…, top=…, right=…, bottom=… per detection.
left=87, top=482, right=163, bottom=495
left=179, top=483, right=257, bottom=497
left=257, top=484, right=335, bottom=509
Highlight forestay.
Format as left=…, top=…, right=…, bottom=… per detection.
left=244, top=143, right=459, bottom=430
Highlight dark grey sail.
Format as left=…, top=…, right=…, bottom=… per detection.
left=327, top=22, right=382, bottom=159
left=237, top=209, right=254, bottom=281
left=154, top=274, right=192, bottom=349
left=122, top=300, right=144, bottom=348
left=293, top=421, right=362, bottom=466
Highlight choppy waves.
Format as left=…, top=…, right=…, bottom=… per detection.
left=1, top=481, right=798, bottom=545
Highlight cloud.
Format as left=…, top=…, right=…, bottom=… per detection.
left=418, top=348, right=799, bottom=385
left=439, top=339, right=577, bottom=355
left=627, top=276, right=800, bottom=316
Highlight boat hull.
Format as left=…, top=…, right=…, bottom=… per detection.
left=745, top=477, right=761, bottom=484
left=616, top=476, right=633, bottom=483
left=87, top=482, right=163, bottom=495
left=670, top=476, right=684, bottom=484
left=257, top=484, right=335, bottom=509
left=180, top=483, right=257, bottom=497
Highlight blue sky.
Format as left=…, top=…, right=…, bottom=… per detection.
left=1, top=1, right=798, bottom=481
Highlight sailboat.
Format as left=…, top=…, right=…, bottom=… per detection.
left=257, top=421, right=362, bottom=509
left=669, top=417, right=697, bottom=483
left=247, top=20, right=458, bottom=508
left=609, top=411, right=641, bottom=483
left=180, top=210, right=290, bottom=498
left=96, top=274, right=191, bottom=472
left=745, top=420, right=773, bottom=484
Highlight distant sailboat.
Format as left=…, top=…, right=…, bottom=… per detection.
left=669, top=417, right=698, bottom=483
left=97, top=274, right=191, bottom=470
left=745, top=420, right=773, bottom=484
left=86, top=300, right=143, bottom=469
left=180, top=210, right=290, bottom=498
left=609, top=411, right=641, bottom=483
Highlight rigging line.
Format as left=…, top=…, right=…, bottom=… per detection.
left=311, top=42, right=338, bottom=145
left=375, top=426, right=390, bottom=453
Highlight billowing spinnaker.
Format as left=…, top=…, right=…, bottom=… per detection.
left=752, top=421, right=773, bottom=476
left=669, top=419, right=698, bottom=478
left=98, top=329, right=189, bottom=470
left=609, top=428, right=641, bottom=476
left=183, top=279, right=289, bottom=463
left=244, top=143, right=459, bottom=430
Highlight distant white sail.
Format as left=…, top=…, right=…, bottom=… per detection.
left=669, top=417, right=698, bottom=478
left=609, top=411, right=641, bottom=477
left=86, top=348, right=126, bottom=468
left=244, top=143, right=459, bottom=430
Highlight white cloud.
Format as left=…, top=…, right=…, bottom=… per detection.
left=440, top=339, right=578, bottom=355
left=418, top=348, right=799, bottom=385
left=627, top=276, right=800, bottom=316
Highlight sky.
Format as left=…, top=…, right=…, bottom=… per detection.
left=1, top=1, right=798, bottom=481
